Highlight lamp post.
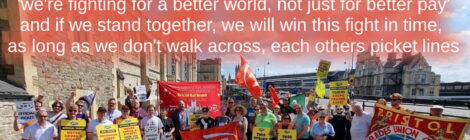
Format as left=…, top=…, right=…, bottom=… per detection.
left=263, top=59, right=270, bottom=97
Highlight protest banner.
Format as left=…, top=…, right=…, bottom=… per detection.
left=317, top=60, right=331, bottom=79
left=97, top=124, right=120, bottom=140
left=135, top=85, right=147, bottom=101
left=367, top=104, right=470, bottom=140
left=252, top=127, right=270, bottom=140
left=329, top=80, right=348, bottom=106
left=158, top=81, right=221, bottom=118
left=277, top=129, right=296, bottom=140
left=15, top=101, right=36, bottom=124
left=117, top=118, right=142, bottom=140
left=180, top=122, right=240, bottom=140
left=60, top=120, right=86, bottom=140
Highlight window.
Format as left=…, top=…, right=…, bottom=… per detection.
left=411, top=88, right=416, bottom=96
left=376, top=76, right=380, bottom=84
left=419, top=89, right=424, bottom=96
left=455, top=85, right=462, bottom=90
left=0, top=0, right=6, bottom=8
left=463, top=85, right=470, bottom=90
left=430, top=88, right=434, bottom=96
left=440, top=86, right=445, bottom=90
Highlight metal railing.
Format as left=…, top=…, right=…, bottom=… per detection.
left=354, top=95, right=470, bottom=109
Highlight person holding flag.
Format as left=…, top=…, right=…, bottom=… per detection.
left=86, top=107, right=113, bottom=140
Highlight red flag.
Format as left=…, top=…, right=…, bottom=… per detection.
left=269, top=85, right=280, bottom=107
left=180, top=122, right=240, bottom=140
left=235, top=56, right=261, bottom=99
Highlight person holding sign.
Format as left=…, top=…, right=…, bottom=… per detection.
left=21, top=110, right=58, bottom=140
left=114, top=105, right=134, bottom=124
left=86, top=107, right=113, bottom=140
left=255, top=101, right=277, bottom=139
left=47, top=101, right=67, bottom=127
left=231, top=104, right=248, bottom=140
left=310, top=111, right=335, bottom=140
left=140, top=105, right=164, bottom=140
left=58, top=105, right=86, bottom=140
left=275, top=114, right=294, bottom=138
left=293, top=104, right=310, bottom=140
left=14, top=100, right=42, bottom=131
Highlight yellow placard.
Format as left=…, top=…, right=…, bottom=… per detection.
left=60, top=120, right=86, bottom=140
left=277, top=129, right=297, bottom=140
left=252, top=127, right=270, bottom=140
left=329, top=80, right=349, bottom=106
left=97, top=124, right=120, bottom=140
left=189, top=114, right=205, bottom=131
left=317, top=60, right=331, bottom=78
left=315, top=77, right=326, bottom=98
left=308, top=95, right=315, bottom=101
left=117, top=118, right=142, bottom=140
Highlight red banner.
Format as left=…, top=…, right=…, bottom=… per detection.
left=180, top=122, right=240, bottom=140
left=367, top=104, right=469, bottom=140
left=158, top=81, right=221, bottom=118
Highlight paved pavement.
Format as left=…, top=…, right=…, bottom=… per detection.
left=316, top=98, right=470, bottom=118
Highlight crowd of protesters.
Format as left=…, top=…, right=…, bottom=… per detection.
left=13, top=89, right=467, bottom=140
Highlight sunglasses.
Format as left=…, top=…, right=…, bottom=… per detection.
left=39, top=115, right=48, bottom=118
left=319, top=116, right=326, bottom=119
left=236, top=109, right=242, bottom=112
left=77, top=105, right=84, bottom=107
left=53, top=106, right=62, bottom=108
left=391, top=99, right=402, bottom=101
left=274, top=108, right=280, bottom=110
left=282, top=118, right=290, bottom=120
left=69, top=110, right=78, bottom=112
left=228, top=102, right=234, bottom=104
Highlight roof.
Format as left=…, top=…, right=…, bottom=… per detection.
left=0, top=80, right=33, bottom=100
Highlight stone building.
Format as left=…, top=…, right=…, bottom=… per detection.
left=197, top=58, right=222, bottom=81
left=0, top=1, right=197, bottom=139
left=354, top=52, right=440, bottom=98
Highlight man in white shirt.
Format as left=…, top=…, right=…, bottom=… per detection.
left=21, top=110, right=58, bottom=140
left=87, top=107, right=113, bottom=140
left=350, top=102, right=372, bottom=140
left=106, top=98, right=122, bottom=121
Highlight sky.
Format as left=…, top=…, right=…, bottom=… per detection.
left=196, top=0, right=470, bottom=83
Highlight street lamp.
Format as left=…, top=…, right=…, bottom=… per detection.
left=263, top=59, right=270, bottom=97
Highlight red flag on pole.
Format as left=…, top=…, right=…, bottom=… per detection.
left=269, top=85, right=280, bottom=107
left=235, top=56, right=261, bottom=99
left=180, top=122, right=240, bottom=140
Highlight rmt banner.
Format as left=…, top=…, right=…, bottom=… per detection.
left=158, top=81, right=221, bottom=118
left=367, top=104, right=470, bottom=140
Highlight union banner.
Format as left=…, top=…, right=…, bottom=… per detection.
left=367, top=104, right=470, bottom=140
left=158, top=81, right=221, bottom=118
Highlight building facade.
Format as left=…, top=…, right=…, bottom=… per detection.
left=0, top=1, right=197, bottom=139
left=354, top=52, right=440, bottom=98
left=197, top=58, right=222, bottom=82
